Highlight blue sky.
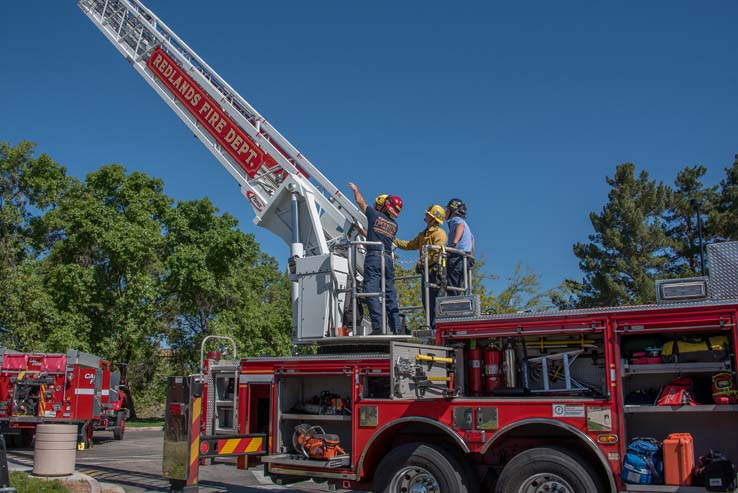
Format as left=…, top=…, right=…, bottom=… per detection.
left=1, top=1, right=736, bottom=294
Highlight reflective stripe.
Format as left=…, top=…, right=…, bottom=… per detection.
left=74, top=388, right=95, bottom=395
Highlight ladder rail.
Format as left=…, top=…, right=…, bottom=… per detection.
left=79, top=0, right=366, bottom=244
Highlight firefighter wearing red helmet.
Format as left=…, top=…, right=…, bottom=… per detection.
left=348, top=183, right=403, bottom=335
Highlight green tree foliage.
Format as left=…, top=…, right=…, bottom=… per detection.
left=164, top=199, right=291, bottom=374
left=711, top=154, right=738, bottom=240
left=0, top=142, right=291, bottom=415
left=0, top=141, right=71, bottom=268
left=394, top=256, right=552, bottom=331
left=483, top=262, right=554, bottom=314
left=664, top=165, right=717, bottom=276
left=567, top=163, right=671, bottom=308
left=0, top=142, right=74, bottom=349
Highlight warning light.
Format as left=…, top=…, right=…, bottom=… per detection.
left=168, top=403, right=184, bottom=416
left=597, top=434, right=619, bottom=444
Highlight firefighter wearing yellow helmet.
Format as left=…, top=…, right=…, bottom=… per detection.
left=394, top=204, right=448, bottom=328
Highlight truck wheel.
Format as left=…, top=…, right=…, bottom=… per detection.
left=494, top=447, right=603, bottom=493
left=113, top=413, right=125, bottom=440
left=373, top=443, right=472, bottom=493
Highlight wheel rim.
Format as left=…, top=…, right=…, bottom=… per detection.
left=389, top=465, right=441, bottom=493
left=518, top=472, right=574, bottom=493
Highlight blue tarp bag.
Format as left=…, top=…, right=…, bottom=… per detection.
left=622, top=438, right=663, bottom=485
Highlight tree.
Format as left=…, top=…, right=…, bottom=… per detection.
left=36, top=165, right=172, bottom=410
left=0, top=142, right=73, bottom=346
left=567, top=163, right=671, bottom=307
left=663, top=165, right=717, bottom=276
left=164, top=198, right=291, bottom=374
left=483, top=262, right=555, bottom=314
left=711, top=154, right=738, bottom=240
left=394, top=256, right=553, bottom=331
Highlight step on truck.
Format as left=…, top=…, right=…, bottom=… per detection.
left=0, top=349, right=129, bottom=449
left=78, top=1, right=738, bottom=491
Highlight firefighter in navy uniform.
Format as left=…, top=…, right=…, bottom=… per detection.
left=348, top=182, right=403, bottom=335
left=445, top=198, right=474, bottom=292
left=395, top=205, right=448, bottom=328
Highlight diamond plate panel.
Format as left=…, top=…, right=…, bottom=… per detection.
left=708, top=241, right=738, bottom=300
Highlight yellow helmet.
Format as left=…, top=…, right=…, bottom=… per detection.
left=375, top=194, right=389, bottom=208
left=426, top=204, right=445, bottom=224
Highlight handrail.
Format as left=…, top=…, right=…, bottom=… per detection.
left=199, top=335, right=237, bottom=374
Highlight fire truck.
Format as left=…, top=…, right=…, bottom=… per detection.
left=0, top=349, right=129, bottom=449
left=79, top=1, right=738, bottom=492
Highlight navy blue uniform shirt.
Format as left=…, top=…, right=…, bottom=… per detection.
left=365, top=206, right=397, bottom=254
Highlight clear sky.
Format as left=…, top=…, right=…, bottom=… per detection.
left=1, top=1, right=736, bottom=294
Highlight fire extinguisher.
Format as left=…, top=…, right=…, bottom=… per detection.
left=467, top=340, right=482, bottom=396
left=483, top=344, right=502, bottom=394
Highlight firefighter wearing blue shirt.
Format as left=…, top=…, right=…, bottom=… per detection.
left=446, top=198, right=474, bottom=292
left=348, top=182, right=403, bottom=335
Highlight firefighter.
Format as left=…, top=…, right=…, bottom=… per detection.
left=348, top=182, right=403, bottom=335
left=354, top=194, right=389, bottom=238
left=394, top=204, right=448, bottom=328
left=445, top=198, right=474, bottom=292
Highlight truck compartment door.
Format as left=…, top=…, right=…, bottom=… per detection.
left=390, top=341, right=455, bottom=400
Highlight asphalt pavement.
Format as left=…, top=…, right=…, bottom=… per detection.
left=6, top=428, right=340, bottom=493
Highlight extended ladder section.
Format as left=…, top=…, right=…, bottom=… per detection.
left=79, top=0, right=371, bottom=343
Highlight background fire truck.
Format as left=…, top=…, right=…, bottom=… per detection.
left=79, top=1, right=738, bottom=492
left=0, top=349, right=129, bottom=449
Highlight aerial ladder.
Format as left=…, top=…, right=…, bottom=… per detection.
left=78, top=0, right=407, bottom=342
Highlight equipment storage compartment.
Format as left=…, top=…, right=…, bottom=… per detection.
left=619, top=322, right=738, bottom=487
left=457, top=332, right=608, bottom=398
left=274, top=374, right=353, bottom=468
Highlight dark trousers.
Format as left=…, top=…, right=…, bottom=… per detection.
left=363, top=253, right=401, bottom=334
left=447, top=254, right=467, bottom=292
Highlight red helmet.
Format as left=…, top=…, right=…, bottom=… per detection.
left=384, top=195, right=403, bottom=218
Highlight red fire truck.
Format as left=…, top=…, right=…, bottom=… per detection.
left=0, top=349, right=129, bottom=449
left=166, top=244, right=736, bottom=493
left=79, top=1, right=738, bottom=492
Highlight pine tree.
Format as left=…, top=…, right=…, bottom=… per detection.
left=711, top=154, right=738, bottom=240
left=568, top=163, right=671, bottom=307
left=663, top=165, right=717, bottom=276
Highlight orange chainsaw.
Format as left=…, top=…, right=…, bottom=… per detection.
left=293, top=424, right=346, bottom=460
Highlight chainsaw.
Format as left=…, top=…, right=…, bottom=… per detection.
left=292, top=424, right=346, bottom=460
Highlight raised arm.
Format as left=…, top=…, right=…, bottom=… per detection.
left=348, top=182, right=368, bottom=212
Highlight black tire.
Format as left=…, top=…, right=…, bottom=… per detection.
left=494, top=447, right=604, bottom=493
left=373, top=443, right=472, bottom=493
left=113, top=412, right=125, bottom=440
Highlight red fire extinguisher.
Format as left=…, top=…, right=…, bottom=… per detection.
left=483, top=345, right=502, bottom=394
left=467, top=340, right=482, bottom=396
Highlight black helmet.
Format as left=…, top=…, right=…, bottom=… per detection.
left=446, top=198, right=467, bottom=217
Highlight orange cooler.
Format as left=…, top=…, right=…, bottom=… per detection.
left=663, top=433, right=695, bottom=486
